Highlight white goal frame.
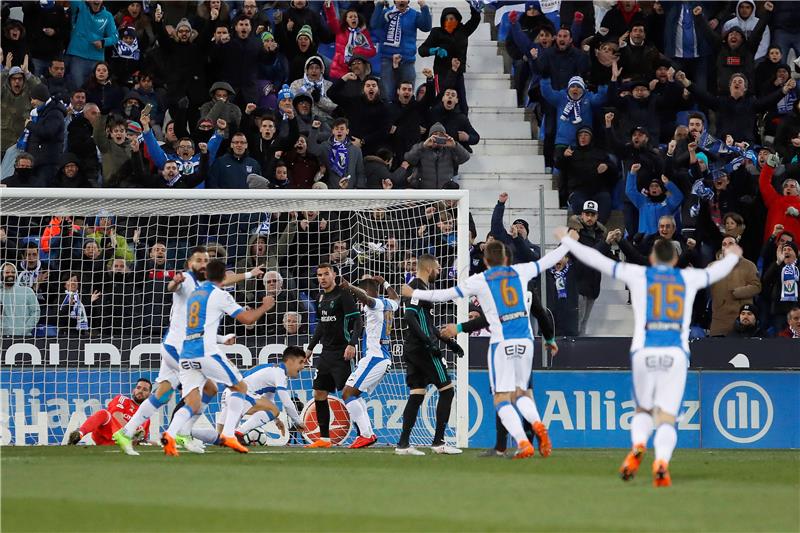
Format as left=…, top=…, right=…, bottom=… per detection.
left=0, top=187, right=471, bottom=448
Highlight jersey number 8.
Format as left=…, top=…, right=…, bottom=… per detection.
left=500, top=278, right=519, bottom=306
left=188, top=301, right=201, bottom=328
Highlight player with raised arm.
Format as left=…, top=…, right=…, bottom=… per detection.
left=402, top=242, right=567, bottom=459
left=304, top=263, right=363, bottom=448
left=161, top=259, right=274, bottom=456
left=339, top=276, right=400, bottom=449
left=555, top=227, right=742, bottom=486
left=69, top=379, right=152, bottom=447
left=113, top=246, right=265, bottom=456
left=395, top=254, right=465, bottom=456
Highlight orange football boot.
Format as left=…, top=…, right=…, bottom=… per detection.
left=219, top=434, right=249, bottom=453
left=161, top=433, right=179, bottom=457
left=532, top=421, right=552, bottom=457
left=513, top=440, right=535, bottom=459
left=620, top=444, right=646, bottom=481
left=305, top=439, right=332, bottom=449
left=652, top=459, right=672, bottom=487
left=349, top=435, right=378, bottom=449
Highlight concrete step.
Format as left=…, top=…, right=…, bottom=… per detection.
left=466, top=89, right=516, bottom=107
left=468, top=120, right=532, bottom=139
left=470, top=139, right=539, bottom=156
left=461, top=155, right=545, bottom=174
left=584, top=318, right=634, bottom=336
left=469, top=106, right=526, bottom=117
left=595, top=289, right=631, bottom=305
left=600, top=274, right=628, bottom=291
left=414, top=75, right=511, bottom=91
left=461, top=186, right=561, bottom=209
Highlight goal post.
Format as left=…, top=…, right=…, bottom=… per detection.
left=0, top=187, right=470, bottom=448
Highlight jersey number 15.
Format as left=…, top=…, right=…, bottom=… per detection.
left=647, top=282, right=684, bottom=321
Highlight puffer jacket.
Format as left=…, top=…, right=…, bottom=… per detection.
left=0, top=71, right=41, bottom=152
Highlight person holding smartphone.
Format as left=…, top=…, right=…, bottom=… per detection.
left=402, top=122, right=470, bottom=189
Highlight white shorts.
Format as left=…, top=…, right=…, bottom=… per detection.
left=178, top=353, right=243, bottom=395
left=217, top=388, right=258, bottom=426
left=631, top=347, right=688, bottom=416
left=488, top=338, right=534, bottom=394
left=345, top=355, right=391, bottom=394
left=155, top=343, right=181, bottom=388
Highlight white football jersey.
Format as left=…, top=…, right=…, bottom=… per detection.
left=163, top=271, right=201, bottom=349
left=181, top=281, right=243, bottom=359
left=361, top=297, right=399, bottom=359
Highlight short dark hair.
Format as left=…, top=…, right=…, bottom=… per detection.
left=282, top=346, right=306, bottom=360
left=484, top=240, right=507, bottom=267
left=188, top=245, right=208, bottom=257
left=332, top=117, right=349, bottom=129
left=376, top=147, right=394, bottom=162
left=653, top=239, right=676, bottom=263
left=136, top=377, right=152, bottom=389
left=688, top=112, right=705, bottom=124
left=231, top=131, right=248, bottom=141
left=398, top=80, right=414, bottom=89
left=317, top=262, right=337, bottom=274
left=206, top=259, right=227, bottom=282
left=50, top=57, right=65, bottom=65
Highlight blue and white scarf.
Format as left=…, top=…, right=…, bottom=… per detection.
left=301, top=75, right=325, bottom=98
left=17, top=100, right=48, bottom=151
left=329, top=140, right=349, bottom=178
left=16, top=260, right=41, bottom=288
left=344, top=28, right=370, bottom=64
left=781, top=262, right=799, bottom=302
left=60, top=290, right=89, bottom=331
left=384, top=8, right=403, bottom=47
left=114, top=38, right=140, bottom=60
left=551, top=262, right=570, bottom=299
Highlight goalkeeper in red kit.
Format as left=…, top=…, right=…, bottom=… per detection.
left=68, top=379, right=153, bottom=446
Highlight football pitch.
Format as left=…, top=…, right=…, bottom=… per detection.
left=2, top=447, right=798, bottom=532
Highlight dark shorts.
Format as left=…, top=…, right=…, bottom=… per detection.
left=404, top=346, right=451, bottom=390
left=312, top=350, right=352, bottom=393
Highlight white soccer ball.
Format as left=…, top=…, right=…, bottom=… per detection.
left=243, top=427, right=268, bottom=446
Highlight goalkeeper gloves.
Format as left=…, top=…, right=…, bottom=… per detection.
left=445, top=339, right=464, bottom=357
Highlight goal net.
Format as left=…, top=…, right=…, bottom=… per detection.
left=0, top=189, right=469, bottom=448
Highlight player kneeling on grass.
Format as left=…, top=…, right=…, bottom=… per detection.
left=402, top=241, right=568, bottom=459
left=225, top=347, right=308, bottom=444
left=339, top=276, right=400, bottom=449
left=161, top=259, right=274, bottom=456
left=69, top=379, right=152, bottom=448
left=555, top=227, right=742, bottom=486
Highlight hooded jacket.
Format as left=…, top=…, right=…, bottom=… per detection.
left=721, top=0, right=770, bottom=60
left=0, top=263, right=40, bottom=336
left=289, top=56, right=336, bottom=121
left=52, top=152, right=92, bottom=188
left=1, top=70, right=41, bottom=152
left=370, top=4, right=432, bottom=62
left=27, top=97, right=67, bottom=169
left=418, top=6, right=481, bottom=76
left=555, top=130, right=616, bottom=196
left=66, top=0, right=118, bottom=62
left=199, top=82, right=243, bottom=131
left=66, top=114, right=100, bottom=183
left=403, top=123, right=470, bottom=189
left=323, top=4, right=377, bottom=79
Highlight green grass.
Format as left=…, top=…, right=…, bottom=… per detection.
left=2, top=447, right=798, bottom=533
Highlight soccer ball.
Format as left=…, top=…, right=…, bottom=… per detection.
left=242, top=427, right=268, bottom=446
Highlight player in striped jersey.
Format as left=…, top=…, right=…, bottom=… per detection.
left=339, top=276, right=400, bottom=449
left=402, top=241, right=568, bottom=459
left=556, top=228, right=741, bottom=486
left=113, top=246, right=264, bottom=456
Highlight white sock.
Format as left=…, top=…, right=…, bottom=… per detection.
left=179, top=401, right=208, bottom=435
left=166, top=405, right=194, bottom=437
left=222, top=393, right=247, bottom=436
left=237, top=411, right=273, bottom=434
left=631, top=412, right=654, bottom=448
left=514, top=395, right=541, bottom=424
left=346, top=397, right=373, bottom=438
left=496, top=402, right=527, bottom=445
left=191, top=428, right=219, bottom=444
left=123, top=395, right=160, bottom=437
left=653, top=424, right=677, bottom=463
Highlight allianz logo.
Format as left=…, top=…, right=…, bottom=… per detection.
left=539, top=390, right=700, bottom=431
left=712, top=381, right=774, bottom=444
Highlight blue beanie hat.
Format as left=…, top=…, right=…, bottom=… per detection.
left=278, top=84, right=294, bottom=101
left=568, top=76, right=586, bottom=91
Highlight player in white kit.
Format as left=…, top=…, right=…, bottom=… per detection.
left=113, top=246, right=263, bottom=456
left=161, top=259, right=274, bottom=456
left=339, top=276, right=400, bottom=449
left=555, top=228, right=741, bottom=486
left=402, top=241, right=569, bottom=459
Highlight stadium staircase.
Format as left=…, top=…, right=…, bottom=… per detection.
left=417, top=3, right=633, bottom=336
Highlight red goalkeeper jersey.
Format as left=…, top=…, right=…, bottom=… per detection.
left=93, top=395, right=150, bottom=445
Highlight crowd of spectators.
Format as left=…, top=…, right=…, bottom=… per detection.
left=1, top=1, right=799, bottom=341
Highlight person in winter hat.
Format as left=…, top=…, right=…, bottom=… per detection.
left=541, top=70, right=615, bottom=149
left=289, top=55, right=336, bottom=122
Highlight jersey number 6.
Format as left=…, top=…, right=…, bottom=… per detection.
left=500, top=278, right=519, bottom=306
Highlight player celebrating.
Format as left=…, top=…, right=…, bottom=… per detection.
left=113, top=246, right=263, bottom=456
left=69, top=379, right=153, bottom=449
left=304, top=263, right=363, bottom=448
left=339, top=276, right=400, bottom=449
left=555, top=227, right=741, bottom=486
left=402, top=242, right=567, bottom=459
left=161, top=259, right=274, bottom=456
left=395, top=254, right=464, bottom=456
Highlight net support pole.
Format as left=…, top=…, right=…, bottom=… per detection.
left=538, top=185, right=549, bottom=369
left=455, top=190, right=470, bottom=449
